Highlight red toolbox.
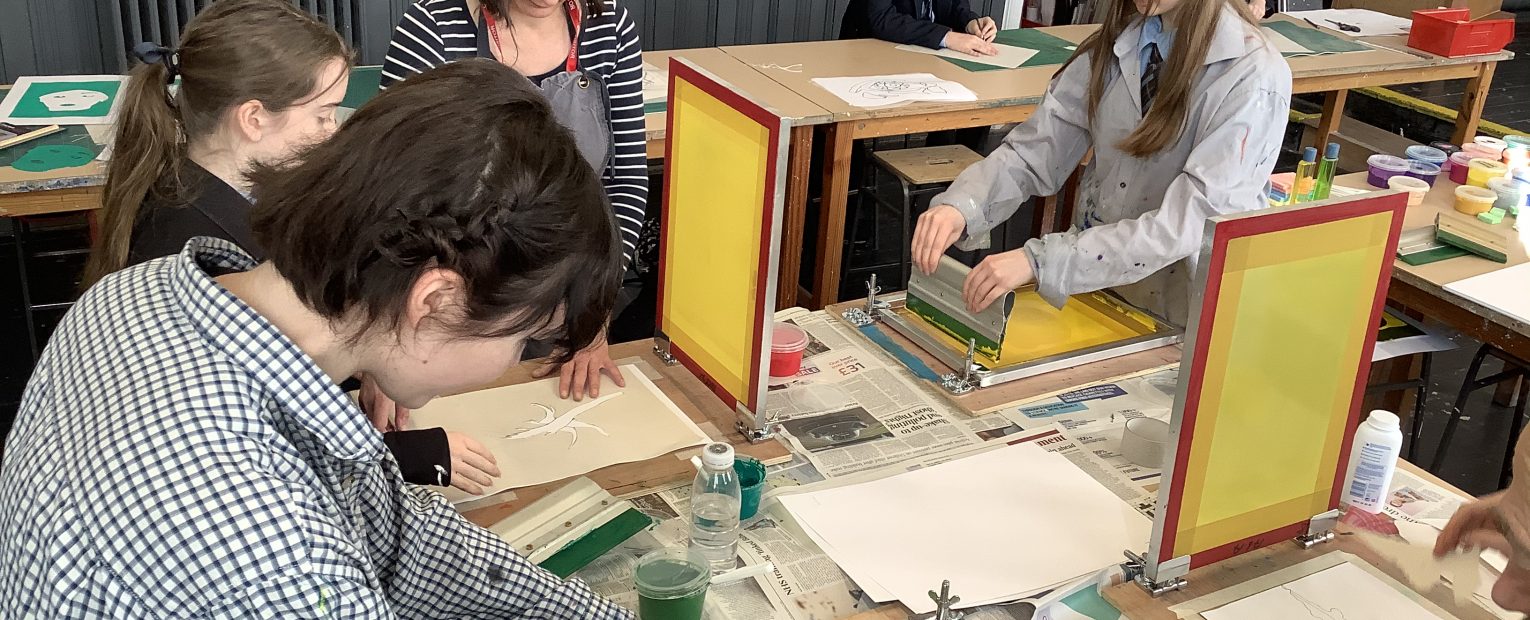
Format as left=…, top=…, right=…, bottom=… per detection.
left=1408, top=8, right=1515, bottom=57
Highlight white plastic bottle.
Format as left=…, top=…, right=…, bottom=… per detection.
left=1342, top=410, right=1404, bottom=514
left=689, top=442, right=742, bottom=572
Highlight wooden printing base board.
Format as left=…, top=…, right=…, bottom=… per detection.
left=825, top=301, right=1181, bottom=415
left=1104, top=463, right=1493, bottom=620
left=462, top=339, right=790, bottom=528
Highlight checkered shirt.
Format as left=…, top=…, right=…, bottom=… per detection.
left=0, top=238, right=631, bottom=619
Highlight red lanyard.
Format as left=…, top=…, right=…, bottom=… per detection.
left=483, top=0, right=582, bottom=73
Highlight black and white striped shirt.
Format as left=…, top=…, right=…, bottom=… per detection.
left=382, top=0, right=648, bottom=266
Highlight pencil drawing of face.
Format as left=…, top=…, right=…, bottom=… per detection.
left=851, top=79, right=949, bottom=100
left=504, top=392, right=620, bottom=446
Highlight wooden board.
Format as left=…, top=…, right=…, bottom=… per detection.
left=1103, top=465, right=1492, bottom=620
left=825, top=301, right=1181, bottom=415
left=0, top=184, right=101, bottom=217
left=461, top=339, right=790, bottom=528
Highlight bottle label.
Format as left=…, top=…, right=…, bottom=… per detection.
left=1347, top=441, right=1394, bottom=506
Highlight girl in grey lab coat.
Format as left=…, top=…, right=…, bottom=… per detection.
left=911, top=0, right=1291, bottom=326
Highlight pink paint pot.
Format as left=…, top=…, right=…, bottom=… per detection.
left=769, top=322, right=810, bottom=378
left=1450, top=152, right=1476, bottom=184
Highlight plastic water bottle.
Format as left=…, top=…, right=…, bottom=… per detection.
left=689, top=442, right=741, bottom=572
left=1342, top=410, right=1404, bottom=514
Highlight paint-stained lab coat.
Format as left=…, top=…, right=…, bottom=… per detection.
left=932, top=7, right=1291, bottom=326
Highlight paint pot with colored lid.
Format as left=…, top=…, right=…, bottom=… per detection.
left=1405, top=160, right=1441, bottom=186
left=1488, top=177, right=1525, bottom=211
left=1513, top=167, right=1530, bottom=185
left=1388, top=175, right=1430, bottom=206
left=1366, top=154, right=1410, bottom=188
left=1455, top=185, right=1498, bottom=215
left=1405, top=145, right=1448, bottom=167
left=1475, top=136, right=1508, bottom=159
left=1450, top=152, right=1476, bottom=184
left=1468, top=158, right=1508, bottom=188
left=768, top=321, right=810, bottom=378
left=635, top=547, right=711, bottom=620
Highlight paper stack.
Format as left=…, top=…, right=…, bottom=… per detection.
left=811, top=73, right=978, bottom=108
left=778, top=442, right=1149, bottom=614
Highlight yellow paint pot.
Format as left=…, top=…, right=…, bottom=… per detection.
left=1467, top=158, right=1508, bottom=188
left=1454, top=185, right=1498, bottom=215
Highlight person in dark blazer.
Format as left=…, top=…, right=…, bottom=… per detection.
left=841, top=0, right=999, bottom=56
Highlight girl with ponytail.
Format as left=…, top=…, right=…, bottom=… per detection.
left=84, top=0, right=351, bottom=287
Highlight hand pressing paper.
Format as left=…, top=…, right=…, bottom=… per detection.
left=894, top=43, right=1039, bottom=69
left=407, top=365, right=710, bottom=504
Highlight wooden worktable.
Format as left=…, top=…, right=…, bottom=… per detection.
left=727, top=20, right=1513, bottom=309
left=1332, top=171, right=1529, bottom=362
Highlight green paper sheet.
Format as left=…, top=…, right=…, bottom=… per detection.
left=1262, top=21, right=1369, bottom=57
left=0, top=125, right=99, bottom=168
left=939, top=28, right=1079, bottom=72
left=643, top=100, right=667, bottom=115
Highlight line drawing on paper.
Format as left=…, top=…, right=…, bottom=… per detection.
left=505, top=392, right=621, bottom=446
left=849, top=79, right=948, bottom=101
left=1285, top=586, right=1347, bottom=620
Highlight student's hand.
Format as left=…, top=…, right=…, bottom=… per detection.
left=912, top=204, right=967, bottom=276
left=534, top=336, right=627, bottom=401
left=963, top=248, right=1035, bottom=313
left=966, top=17, right=998, bottom=42
left=943, top=32, right=998, bottom=56
left=446, top=431, right=501, bottom=495
left=1435, top=491, right=1513, bottom=558
left=359, top=373, right=412, bottom=432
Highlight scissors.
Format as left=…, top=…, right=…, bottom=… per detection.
left=1305, top=17, right=1360, bottom=33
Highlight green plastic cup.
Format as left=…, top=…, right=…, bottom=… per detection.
left=635, top=547, right=710, bottom=619
left=734, top=455, right=766, bottom=520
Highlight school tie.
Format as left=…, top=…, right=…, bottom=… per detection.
left=1141, top=42, right=1163, bottom=113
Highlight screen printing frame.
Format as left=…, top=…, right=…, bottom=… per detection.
left=1141, top=191, right=1408, bottom=585
left=872, top=291, right=1183, bottom=390
left=654, top=57, right=789, bottom=439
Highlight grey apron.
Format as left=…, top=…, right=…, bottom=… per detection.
left=477, top=9, right=613, bottom=176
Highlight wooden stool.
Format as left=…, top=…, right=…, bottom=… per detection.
left=846, top=145, right=985, bottom=292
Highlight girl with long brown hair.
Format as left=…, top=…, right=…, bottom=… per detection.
left=911, top=0, right=1291, bottom=326
left=81, top=0, right=500, bottom=496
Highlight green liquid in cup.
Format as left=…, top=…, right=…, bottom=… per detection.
left=635, top=558, right=708, bottom=619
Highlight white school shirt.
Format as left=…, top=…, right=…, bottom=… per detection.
left=932, top=6, right=1291, bottom=325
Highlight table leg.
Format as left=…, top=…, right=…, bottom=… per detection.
left=1452, top=62, right=1497, bottom=145
left=777, top=125, right=813, bottom=310
left=812, top=122, right=854, bottom=309
left=1495, top=377, right=1522, bottom=408
left=1312, top=89, right=1348, bottom=150
left=13, top=217, right=39, bottom=359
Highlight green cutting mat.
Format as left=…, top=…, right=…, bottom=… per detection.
left=643, top=100, right=667, bottom=115
left=342, top=66, right=384, bottom=110
left=1262, top=21, right=1369, bottom=57
left=939, top=28, right=1078, bottom=72
left=0, top=125, right=100, bottom=169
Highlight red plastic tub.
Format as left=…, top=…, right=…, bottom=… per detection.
left=1408, top=8, right=1515, bottom=58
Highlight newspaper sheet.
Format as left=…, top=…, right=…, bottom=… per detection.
left=738, top=518, right=862, bottom=619
left=1383, top=466, right=1466, bottom=524
left=1000, top=367, right=1179, bottom=491
left=767, top=310, right=983, bottom=478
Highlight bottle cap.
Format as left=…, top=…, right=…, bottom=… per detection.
left=702, top=442, right=735, bottom=468
left=1303, top=146, right=1317, bottom=162
left=1367, top=410, right=1400, bottom=429
left=1325, top=142, right=1340, bottom=159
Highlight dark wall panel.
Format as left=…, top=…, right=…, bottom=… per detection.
left=2, top=0, right=1008, bottom=82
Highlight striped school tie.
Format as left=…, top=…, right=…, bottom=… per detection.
left=1142, top=42, right=1163, bottom=113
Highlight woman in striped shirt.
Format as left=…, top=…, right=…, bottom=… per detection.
left=382, top=0, right=646, bottom=401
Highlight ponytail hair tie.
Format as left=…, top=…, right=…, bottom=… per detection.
left=132, top=42, right=179, bottom=85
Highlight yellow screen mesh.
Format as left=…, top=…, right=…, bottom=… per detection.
left=898, top=290, right=1160, bottom=369
left=660, top=77, right=772, bottom=403
left=1171, top=211, right=1394, bottom=557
